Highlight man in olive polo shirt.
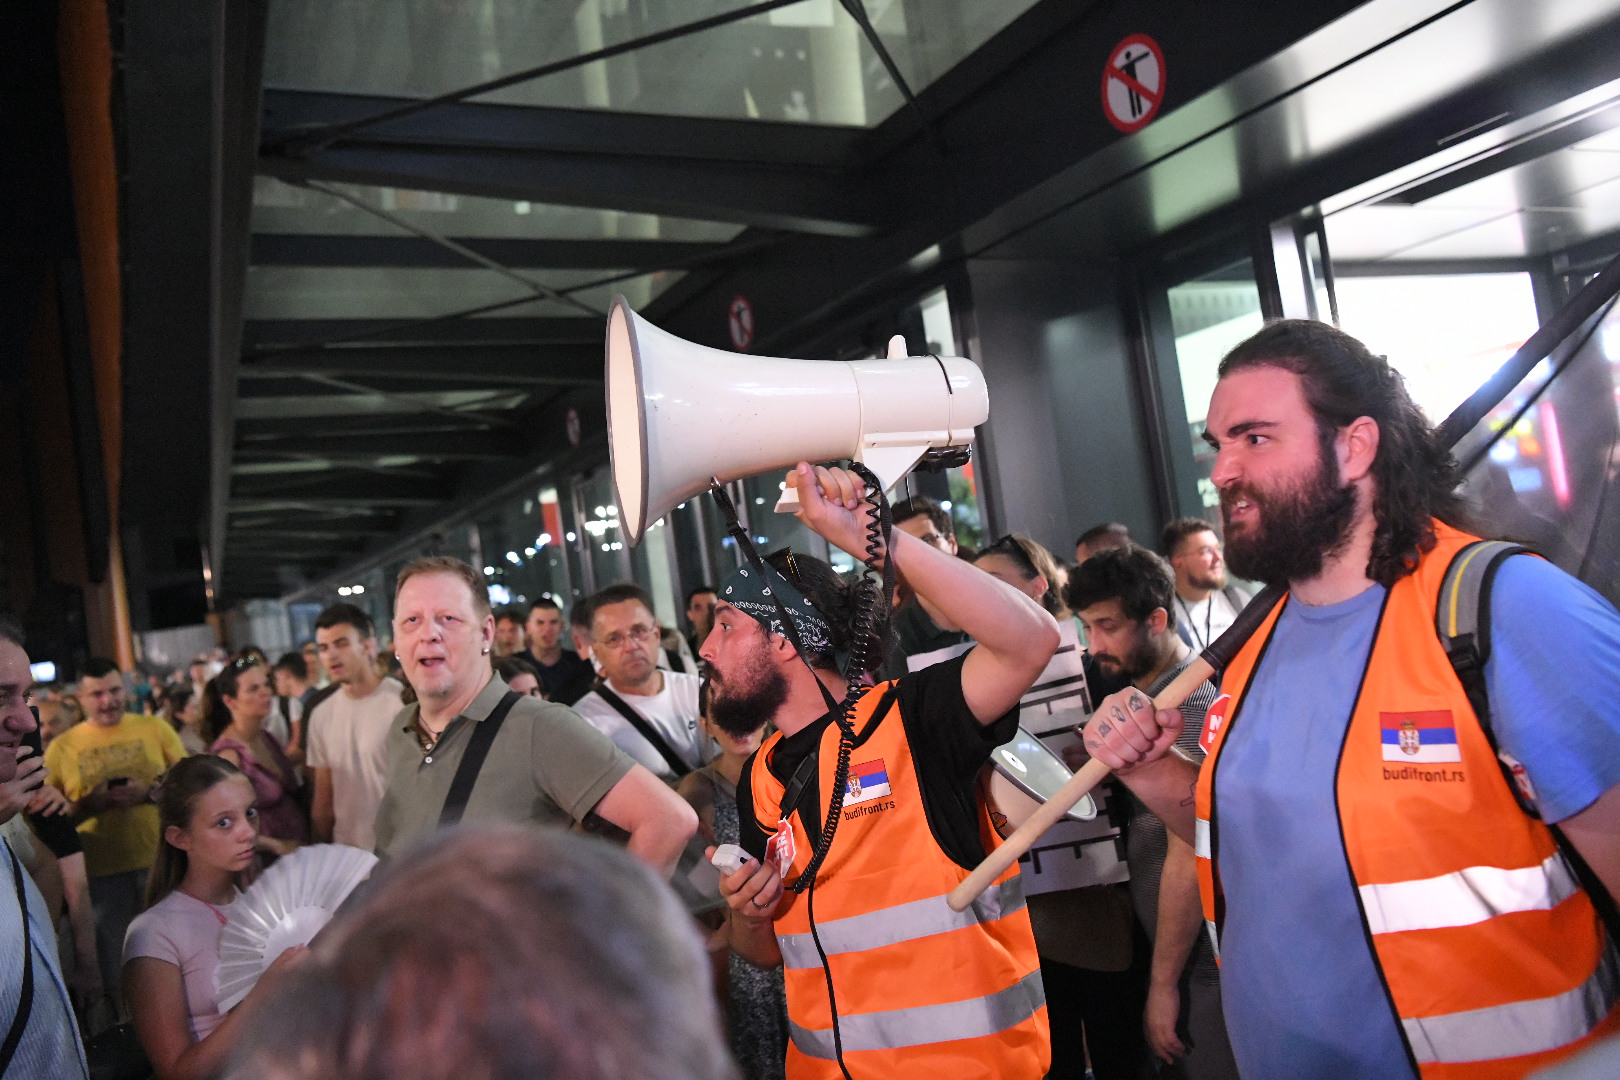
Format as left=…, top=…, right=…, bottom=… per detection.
left=372, top=557, right=696, bottom=873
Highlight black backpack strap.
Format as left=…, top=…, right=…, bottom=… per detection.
left=0, top=841, right=34, bottom=1075
left=438, top=691, right=522, bottom=827
left=1435, top=540, right=1536, bottom=815
left=592, top=684, right=692, bottom=778
left=1435, top=541, right=1620, bottom=939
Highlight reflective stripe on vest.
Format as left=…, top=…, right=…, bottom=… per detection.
left=777, top=875, right=1026, bottom=971
left=1194, top=816, right=1211, bottom=859
left=788, top=969, right=1047, bottom=1059
left=1405, top=947, right=1619, bottom=1065
left=1360, top=851, right=1581, bottom=935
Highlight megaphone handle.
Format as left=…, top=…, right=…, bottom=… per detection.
left=773, top=486, right=802, bottom=514
left=945, top=655, right=1219, bottom=913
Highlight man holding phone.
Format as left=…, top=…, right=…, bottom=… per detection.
left=44, top=657, right=186, bottom=1009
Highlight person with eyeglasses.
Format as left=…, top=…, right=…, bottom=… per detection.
left=573, top=583, right=713, bottom=784
left=875, top=495, right=974, bottom=681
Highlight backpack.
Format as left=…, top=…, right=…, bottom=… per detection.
left=1435, top=540, right=1619, bottom=932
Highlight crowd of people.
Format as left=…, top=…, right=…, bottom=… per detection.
left=0, top=317, right=1616, bottom=1080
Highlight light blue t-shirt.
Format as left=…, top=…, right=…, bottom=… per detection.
left=1214, top=556, right=1620, bottom=1079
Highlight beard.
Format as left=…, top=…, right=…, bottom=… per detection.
left=1222, top=446, right=1358, bottom=588
left=709, top=644, right=791, bottom=739
left=1091, top=626, right=1157, bottom=682
left=1188, top=564, right=1227, bottom=591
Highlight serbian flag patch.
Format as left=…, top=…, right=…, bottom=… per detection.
left=1380, top=711, right=1461, bottom=763
left=845, top=759, right=891, bottom=805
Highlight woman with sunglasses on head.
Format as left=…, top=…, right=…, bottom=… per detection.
left=124, top=756, right=305, bottom=1080
left=202, top=661, right=307, bottom=853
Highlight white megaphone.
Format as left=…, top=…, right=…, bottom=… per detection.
left=606, top=296, right=989, bottom=546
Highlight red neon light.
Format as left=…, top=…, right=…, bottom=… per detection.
left=1537, top=401, right=1570, bottom=509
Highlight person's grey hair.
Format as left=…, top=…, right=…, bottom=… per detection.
left=227, top=825, right=736, bottom=1080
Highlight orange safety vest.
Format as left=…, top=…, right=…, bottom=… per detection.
left=750, top=683, right=1048, bottom=1080
left=1194, top=522, right=1620, bottom=1079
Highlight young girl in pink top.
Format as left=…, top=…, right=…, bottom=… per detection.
left=123, top=756, right=303, bottom=1080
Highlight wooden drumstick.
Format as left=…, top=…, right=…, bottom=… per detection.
left=946, top=585, right=1283, bottom=913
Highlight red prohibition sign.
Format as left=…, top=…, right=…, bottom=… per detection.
left=1102, top=34, right=1165, bottom=134
left=728, top=295, right=755, bottom=351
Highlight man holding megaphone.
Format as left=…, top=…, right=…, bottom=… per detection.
left=709, top=461, right=1058, bottom=1080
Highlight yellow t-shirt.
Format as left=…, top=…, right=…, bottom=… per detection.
left=44, top=713, right=187, bottom=878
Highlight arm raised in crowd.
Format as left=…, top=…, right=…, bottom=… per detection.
left=591, top=763, right=698, bottom=879
left=786, top=462, right=1058, bottom=724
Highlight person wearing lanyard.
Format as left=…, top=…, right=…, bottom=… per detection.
left=124, top=756, right=304, bottom=1080
left=1162, top=518, right=1249, bottom=652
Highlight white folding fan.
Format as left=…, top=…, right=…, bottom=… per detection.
left=215, top=843, right=377, bottom=1011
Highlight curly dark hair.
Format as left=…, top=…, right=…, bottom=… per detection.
left=763, top=548, right=893, bottom=676
left=1218, top=319, right=1468, bottom=587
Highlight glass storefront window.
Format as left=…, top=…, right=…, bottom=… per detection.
left=1334, top=273, right=1540, bottom=425
left=475, top=486, right=574, bottom=615
left=1164, top=257, right=1265, bottom=513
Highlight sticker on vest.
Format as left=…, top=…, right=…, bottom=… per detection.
left=767, top=817, right=796, bottom=877
left=1379, top=710, right=1460, bottom=763
left=844, top=758, right=891, bottom=806
left=1199, top=694, right=1231, bottom=754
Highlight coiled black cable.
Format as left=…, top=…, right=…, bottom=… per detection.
left=786, top=461, right=894, bottom=1080
left=788, top=460, right=893, bottom=894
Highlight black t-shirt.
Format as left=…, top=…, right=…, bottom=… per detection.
left=875, top=599, right=973, bottom=683
left=737, top=653, right=1019, bottom=872
left=519, top=650, right=591, bottom=703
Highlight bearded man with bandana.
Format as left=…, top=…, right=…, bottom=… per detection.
left=707, top=461, right=1058, bottom=1080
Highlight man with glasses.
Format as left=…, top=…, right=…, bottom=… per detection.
left=573, top=584, right=712, bottom=782
left=877, top=495, right=973, bottom=679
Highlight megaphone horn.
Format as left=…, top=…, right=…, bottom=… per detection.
left=606, top=296, right=989, bottom=547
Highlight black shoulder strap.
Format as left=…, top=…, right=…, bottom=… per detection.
left=0, top=841, right=34, bottom=1075
left=779, top=685, right=900, bottom=836
left=593, top=684, right=692, bottom=778
left=438, top=691, right=521, bottom=827
left=1435, top=541, right=1620, bottom=936
left=1435, top=540, right=1535, bottom=814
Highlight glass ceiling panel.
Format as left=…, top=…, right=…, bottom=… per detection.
left=251, top=177, right=744, bottom=242
left=264, top=0, right=1041, bottom=128
left=243, top=265, right=682, bottom=320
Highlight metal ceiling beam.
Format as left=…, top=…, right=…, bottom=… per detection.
left=235, top=430, right=524, bottom=462
left=238, top=343, right=601, bottom=385
left=231, top=471, right=452, bottom=503
left=233, top=414, right=510, bottom=440
left=243, top=316, right=600, bottom=350
left=249, top=234, right=729, bottom=270
left=229, top=496, right=446, bottom=511
left=262, top=87, right=861, bottom=167
left=259, top=91, right=882, bottom=237
left=226, top=528, right=401, bottom=542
